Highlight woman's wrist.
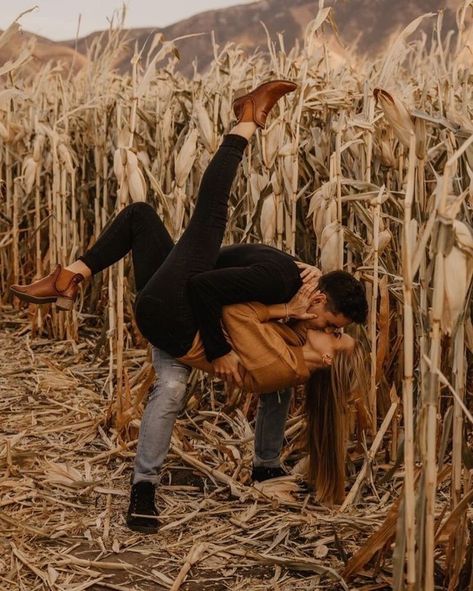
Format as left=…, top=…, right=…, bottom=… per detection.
left=284, top=303, right=290, bottom=322
left=266, top=303, right=292, bottom=321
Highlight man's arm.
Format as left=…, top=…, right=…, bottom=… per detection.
left=188, top=261, right=318, bottom=385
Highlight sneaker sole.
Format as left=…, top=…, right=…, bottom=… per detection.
left=126, top=520, right=160, bottom=534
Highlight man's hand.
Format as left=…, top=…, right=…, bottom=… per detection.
left=211, top=350, right=243, bottom=388
left=296, top=261, right=322, bottom=286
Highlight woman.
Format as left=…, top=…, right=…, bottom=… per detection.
left=10, top=80, right=369, bottom=504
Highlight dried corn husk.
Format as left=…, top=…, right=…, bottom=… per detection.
left=260, top=194, right=277, bottom=244
left=320, top=221, right=343, bottom=273
left=113, top=148, right=148, bottom=203
left=126, top=151, right=146, bottom=201
left=308, top=182, right=337, bottom=245
left=378, top=228, right=392, bottom=253
left=175, top=128, right=198, bottom=188
left=22, top=156, right=37, bottom=194
left=127, top=167, right=147, bottom=202
left=281, top=143, right=296, bottom=195
left=125, top=149, right=138, bottom=171
left=249, top=172, right=269, bottom=206
left=137, top=150, right=150, bottom=169
left=57, top=143, right=74, bottom=174
left=219, top=91, right=231, bottom=129
left=118, top=181, right=129, bottom=206
left=43, top=461, right=84, bottom=486
left=262, top=121, right=283, bottom=169
left=194, top=100, right=216, bottom=153
left=173, top=186, right=187, bottom=234
left=378, top=128, right=397, bottom=168
left=374, top=88, right=415, bottom=148
left=113, top=148, right=125, bottom=182
left=442, top=220, right=473, bottom=335
left=365, top=228, right=392, bottom=263
left=415, top=116, right=427, bottom=160
left=253, top=476, right=302, bottom=503
left=33, top=133, right=45, bottom=161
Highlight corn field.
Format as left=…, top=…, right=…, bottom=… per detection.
left=1, top=3, right=473, bottom=590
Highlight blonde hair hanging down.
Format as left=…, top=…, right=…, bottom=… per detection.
left=304, top=341, right=370, bottom=506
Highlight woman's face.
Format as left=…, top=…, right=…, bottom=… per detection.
left=308, top=330, right=356, bottom=362
left=334, top=333, right=356, bottom=355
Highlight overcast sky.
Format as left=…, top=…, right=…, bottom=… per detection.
left=1, top=1, right=253, bottom=41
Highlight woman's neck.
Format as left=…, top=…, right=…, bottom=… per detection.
left=302, top=330, right=335, bottom=371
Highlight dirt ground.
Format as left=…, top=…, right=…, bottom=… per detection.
left=0, top=307, right=394, bottom=590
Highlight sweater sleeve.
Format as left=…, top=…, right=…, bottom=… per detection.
left=221, top=302, right=309, bottom=393
left=188, top=264, right=288, bottom=363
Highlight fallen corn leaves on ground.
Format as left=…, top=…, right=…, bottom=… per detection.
left=0, top=306, right=415, bottom=591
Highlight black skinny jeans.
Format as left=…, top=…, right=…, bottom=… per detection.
left=79, top=133, right=248, bottom=357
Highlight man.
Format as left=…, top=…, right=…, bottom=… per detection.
left=127, top=245, right=368, bottom=533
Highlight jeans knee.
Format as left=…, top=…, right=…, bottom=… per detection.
left=149, top=378, right=187, bottom=414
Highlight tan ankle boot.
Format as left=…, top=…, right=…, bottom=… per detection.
left=232, top=79, right=298, bottom=128
left=9, top=264, right=84, bottom=311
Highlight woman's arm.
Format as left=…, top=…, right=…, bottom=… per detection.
left=265, top=283, right=319, bottom=321
left=222, top=302, right=310, bottom=393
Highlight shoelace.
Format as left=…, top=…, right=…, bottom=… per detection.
left=130, top=484, right=157, bottom=516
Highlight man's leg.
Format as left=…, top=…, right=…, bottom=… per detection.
left=253, top=388, right=292, bottom=476
left=133, top=346, right=191, bottom=484
left=127, top=347, right=190, bottom=533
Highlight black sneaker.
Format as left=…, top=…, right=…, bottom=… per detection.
left=251, top=465, right=286, bottom=482
left=126, top=481, right=160, bottom=534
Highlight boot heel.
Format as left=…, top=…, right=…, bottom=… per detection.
left=56, top=296, right=73, bottom=311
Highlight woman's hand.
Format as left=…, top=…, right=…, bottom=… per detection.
left=296, top=261, right=322, bottom=286
left=211, top=350, right=244, bottom=388
left=287, top=283, right=319, bottom=320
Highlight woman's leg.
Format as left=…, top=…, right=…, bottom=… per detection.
left=155, top=122, right=256, bottom=275
left=71, top=202, right=175, bottom=292
left=135, top=123, right=257, bottom=355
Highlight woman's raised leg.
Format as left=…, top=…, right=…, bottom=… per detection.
left=134, top=130, right=252, bottom=354
left=134, top=80, right=298, bottom=356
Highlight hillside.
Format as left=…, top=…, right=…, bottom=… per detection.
left=1, top=0, right=461, bottom=75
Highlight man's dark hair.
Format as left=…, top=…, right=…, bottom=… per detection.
left=318, top=271, right=368, bottom=324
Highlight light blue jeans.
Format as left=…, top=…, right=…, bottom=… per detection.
left=133, top=346, right=292, bottom=484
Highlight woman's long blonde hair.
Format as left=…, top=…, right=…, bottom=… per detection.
left=304, top=340, right=370, bottom=505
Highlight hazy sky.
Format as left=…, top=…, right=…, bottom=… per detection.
left=1, top=1, right=253, bottom=41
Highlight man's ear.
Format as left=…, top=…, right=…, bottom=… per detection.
left=310, top=290, right=327, bottom=306
left=313, top=291, right=327, bottom=304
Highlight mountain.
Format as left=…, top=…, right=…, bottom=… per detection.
left=0, top=29, right=86, bottom=77
left=1, top=0, right=461, bottom=76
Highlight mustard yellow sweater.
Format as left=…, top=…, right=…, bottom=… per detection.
left=178, top=302, right=310, bottom=394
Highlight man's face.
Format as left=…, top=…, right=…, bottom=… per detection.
left=305, top=292, right=351, bottom=333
